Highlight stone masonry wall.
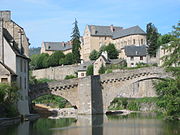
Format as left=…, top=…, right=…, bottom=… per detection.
left=32, top=64, right=79, bottom=80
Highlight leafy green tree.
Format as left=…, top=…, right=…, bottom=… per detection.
left=47, top=51, right=65, bottom=67
left=71, top=19, right=81, bottom=63
left=99, top=64, right=106, bottom=74
left=98, top=43, right=118, bottom=59
left=162, top=22, right=180, bottom=72
left=86, top=65, right=94, bottom=76
left=157, top=34, right=175, bottom=45
left=155, top=21, right=180, bottom=120
left=146, top=23, right=159, bottom=56
left=89, top=50, right=99, bottom=60
left=63, top=53, right=75, bottom=65
left=36, top=53, right=49, bottom=69
left=106, top=43, right=119, bottom=59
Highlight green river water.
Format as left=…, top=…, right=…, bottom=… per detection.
left=0, top=113, right=179, bottom=135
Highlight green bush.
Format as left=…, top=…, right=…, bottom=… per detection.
left=86, top=65, right=94, bottom=76
left=99, top=64, right=106, bottom=74
left=89, top=50, right=99, bottom=60
left=64, top=75, right=77, bottom=80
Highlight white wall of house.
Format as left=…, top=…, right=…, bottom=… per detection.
left=16, top=57, right=29, bottom=115
left=126, top=56, right=147, bottom=67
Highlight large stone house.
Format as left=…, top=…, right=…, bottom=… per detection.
left=40, top=41, right=72, bottom=55
left=0, top=11, right=30, bottom=115
left=81, top=25, right=146, bottom=61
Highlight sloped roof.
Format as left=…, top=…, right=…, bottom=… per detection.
left=87, top=25, right=146, bottom=38
left=3, top=28, right=30, bottom=60
left=78, top=61, right=94, bottom=71
left=0, top=61, right=16, bottom=76
left=113, top=26, right=146, bottom=39
left=43, top=42, right=72, bottom=51
left=124, top=45, right=147, bottom=56
left=88, top=25, right=123, bottom=36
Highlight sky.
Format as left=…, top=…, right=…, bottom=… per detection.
left=0, top=0, right=179, bottom=48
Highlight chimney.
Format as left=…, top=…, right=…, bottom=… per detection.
left=18, top=29, right=22, bottom=54
left=0, top=11, right=11, bottom=21
left=110, top=24, right=114, bottom=32
left=101, top=51, right=108, bottom=59
left=0, top=19, right=4, bottom=63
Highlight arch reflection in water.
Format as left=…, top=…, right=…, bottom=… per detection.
left=0, top=113, right=180, bottom=135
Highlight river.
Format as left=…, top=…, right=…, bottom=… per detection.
left=0, top=113, right=179, bottom=135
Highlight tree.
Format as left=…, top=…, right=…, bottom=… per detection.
left=162, top=22, right=180, bottom=71
left=98, top=64, right=106, bottom=74
left=146, top=23, right=159, bottom=56
left=63, top=53, right=75, bottom=65
left=71, top=19, right=81, bottom=63
left=157, top=34, right=175, bottom=45
left=98, top=43, right=118, bottom=59
left=48, top=51, right=65, bottom=67
left=36, top=53, right=49, bottom=69
left=86, top=65, right=94, bottom=76
left=106, top=43, right=119, bottom=59
left=89, top=50, right=99, bottom=60
left=154, top=21, right=180, bottom=120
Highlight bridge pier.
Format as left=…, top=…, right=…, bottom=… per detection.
left=78, top=75, right=103, bottom=115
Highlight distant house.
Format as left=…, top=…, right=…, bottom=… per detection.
left=40, top=41, right=72, bottom=55
left=77, top=61, right=94, bottom=78
left=124, top=45, right=148, bottom=67
left=0, top=11, right=30, bottom=115
left=81, top=24, right=146, bottom=61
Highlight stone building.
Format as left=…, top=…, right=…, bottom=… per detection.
left=0, top=11, right=30, bottom=115
left=124, top=45, right=148, bottom=67
left=40, top=41, right=72, bottom=55
left=81, top=25, right=146, bottom=61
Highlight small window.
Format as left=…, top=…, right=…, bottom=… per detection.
left=1, top=78, right=8, bottom=83
left=20, top=77, right=22, bottom=89
left=141, top=39, right=143, bottom=45
left=24, top=77, right=26, bottom=89
left=48, top=46, right=51, bottom=49
left=95, top=30, right=98, bottom=34
left=140, top=56, right=143, bottom=60
left=24, top=61, right=26, bottom=72
left=20, top=59, right=23, bottom=72
left=131, top=63, right=134, bottom=65
left=133, top=39, right=135, bottom=44
left=130, top=56, right=134, bottom=61
left=105, top=37, right=107, bottom=40
left=81, top=73, right=84, bottom=76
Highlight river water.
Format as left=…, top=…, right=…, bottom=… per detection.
left=0, top=113, right=179, bottom=135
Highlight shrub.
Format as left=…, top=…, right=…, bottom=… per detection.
left=86, top=65, right=94, bottom=76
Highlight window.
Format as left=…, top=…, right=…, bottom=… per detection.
left=1, top=78, right=8, bottom=83
left=141, top=39, right=143, bottom=45
left=133, top=39, right=135, bottom=44
left=105, top=37, right=107, bottom=40
left=140, top=56, right=143, bottom=60
left=19, top=77, right=22, bottom=89
left=24, top=77, right=26, bottom=89
left=95, top=30, right=98, bottom=34
left=20, top=59, right=23, bottom=72
left=24, top=61, right=26, bottom=72
left=81, top=73, right=84, bottom=76
left=130, top=56, right=134, bottom=61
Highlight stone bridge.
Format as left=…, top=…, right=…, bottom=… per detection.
left=29, top=67, right=172, bottom=114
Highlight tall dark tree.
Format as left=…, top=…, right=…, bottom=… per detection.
left=71, top=19, right=81, bottom=63
left=146, top=23, right=159, bottom=56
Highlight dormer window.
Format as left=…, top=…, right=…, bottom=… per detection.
left=48, top=46, right=51, bottom=49
left=95, top=30, right=98, bottom=34
left=113, top=28, right=115, bottom=32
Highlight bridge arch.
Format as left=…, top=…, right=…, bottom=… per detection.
left=100, top=67, right=172, bottom=113
left=29, top=79, right=79, bottom=109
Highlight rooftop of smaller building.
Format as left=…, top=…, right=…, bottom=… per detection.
left=43, top=42, right=72, bottom=51
left=124, top=45, right=147, bottom=56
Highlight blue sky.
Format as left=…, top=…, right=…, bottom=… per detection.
left=0, top=0, right=179, bottom=47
